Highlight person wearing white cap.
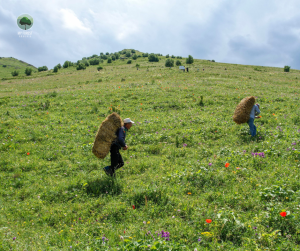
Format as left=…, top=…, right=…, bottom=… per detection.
left=248, top=103, right=260, bottom=137
left=103, top=118, right=134, bottom=176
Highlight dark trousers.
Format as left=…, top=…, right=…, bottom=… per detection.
left=110, top=144, right=124, bottom=173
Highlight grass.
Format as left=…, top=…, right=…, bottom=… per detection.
left=0, top=52, right=300, bottom=250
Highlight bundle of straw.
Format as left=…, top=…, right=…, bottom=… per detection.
left=92, top=112, right=123, bottom=159
left=233, top=96, right=256, bottom=124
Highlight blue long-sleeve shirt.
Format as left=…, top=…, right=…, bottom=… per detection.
left=112, top=126, right=127, bottom=148
left=249, top=105, right=260, bottom=119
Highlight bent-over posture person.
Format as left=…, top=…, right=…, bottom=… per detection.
left=248, top=103, right=260, bottom=137
left=103, top=118, right=134, bottom=176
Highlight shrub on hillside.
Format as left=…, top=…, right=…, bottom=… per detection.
left=284, top=65, right=291, bottom=72
left=142, top=53, right=148, bottom=57
left=165, top=59, right=174, bottom=67
left=131, top=49, right=135, bottom=53
left=25, top=68, right=32, bottom=76
left=11, top=70, right=19, bottom=76
left=107, top=58, right=112, bottom=63
left=84, top=61, right=90, bottom=67
left=56, top=63, right=62, bottom=69
left=148, top=53, right=159, bottom=62
left=114, top=53, right=120, bottom=59
left=132, top=54, right=137, bottom=60
left=2, top=65, right=7, bottom=67
left=176, top=60, right=181, bottom=66
left=101, top=55, right=108, bottom=60
left=126, top=52, right=131, bottom=57
left=89, top=58, right=100, bottom=65
left=171, top=55, right=175, bottom=58
left=105, top=52, right=109, bottom=55
left=136, top=64, right=140, bottom=67
left=127, top=60, right=132, bottom=64
left=97, top=66, right=103, bottom=71
left=111, top=55, right=116, bottom=61
left=166, top=54, right=169, bottom=58
left=38, top=66, right=48, bottom=72
left=53, top=66, right=59, bottom=73
left=186, top=55, right=194, bottom=64
left=63, top=61, right=70, bottom=68
left=76, top=63, right=86, bottom=70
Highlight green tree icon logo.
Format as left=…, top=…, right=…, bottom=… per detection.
left=17, top=14, right=34, bottom=30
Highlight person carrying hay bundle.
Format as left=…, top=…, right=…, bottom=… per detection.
left=233, top=96, right=261, bottom=137
left=103, top=118, right=134, bottom=177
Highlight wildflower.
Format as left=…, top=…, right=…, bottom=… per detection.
left=198, top=237, right=201, bottom=242
left=292, top=142, right=296, bottom=145
left=252, top=226, right=257, bottom=230
left=143, top=221, right=146, bottom=224
left=187, top=192, right=191, bottom=195
left=208, top=163, right=212, bottom=166
left=27, top=152, right=30, bottom=155
left=236, top=167, right=240, bottom=170
left=120, top=236, right=124, bottom=240
left=225, top=163, right=230, bottom=168
left=280, top=212, right=287, bottom=217
left=147, top=221, right=150, bottom=224
left=13, top=237, right=16, bottom=240
left=206, top=219, right=212, bottom=223
left=172, top=216, right=175, bottom=218
left=183, top=143, right=187, bottom=147
left=132, top=205, right=135, bottom=209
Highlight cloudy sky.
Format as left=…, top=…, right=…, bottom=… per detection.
left=1, top=0, right=300, bottom=69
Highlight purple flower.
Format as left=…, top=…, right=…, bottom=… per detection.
left=13, top=237, right=16, bottom=240
left=102, top=237, right=106, bottom=241
left=243, top=150, right=246, bottom=153
left=208, top=163, right=212, bottom=166
left=292, top=142, right=296, bottom=145
left=183, top=143, right=187, bottom=147
left=198, top=238, right=201, bottom=242
left=252, top=226, right=257, bottom=230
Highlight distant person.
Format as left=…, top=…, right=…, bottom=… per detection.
left=248, top=103, right=260, bottom=137
left=103, top=118, right=134, bottom=177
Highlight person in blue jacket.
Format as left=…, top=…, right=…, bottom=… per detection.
left=248, top=103, right=260, bottom=137
left=103, top=118, right=134, bottom=176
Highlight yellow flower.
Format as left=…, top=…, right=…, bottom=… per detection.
left=147, top=221, right=150, bottom=224
left=187, top=192, right=191, bottom=195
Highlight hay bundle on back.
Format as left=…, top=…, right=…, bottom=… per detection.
left=92, top=112, right=123, bottom=159
left=233, top=96, right=256, bottom=124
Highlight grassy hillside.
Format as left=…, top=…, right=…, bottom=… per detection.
left=0, top=52, right=299, bottom=250
left=0, top=57, right=37, bottom=79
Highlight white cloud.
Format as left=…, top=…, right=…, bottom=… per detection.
left=59, top=8, right=92, bottom=34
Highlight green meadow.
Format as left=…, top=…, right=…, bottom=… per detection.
left=0, top=51, right=299, bottom=250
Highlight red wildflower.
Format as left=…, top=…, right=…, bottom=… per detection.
left=27, top=152, right=30, bottom=155
left=225, top=163, right=230, bottom=168
left=132, top=205, right=135, bottom=210
left=206, top=219, right=212, bottom=223
left=280, top=212, right=287, bottom=217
